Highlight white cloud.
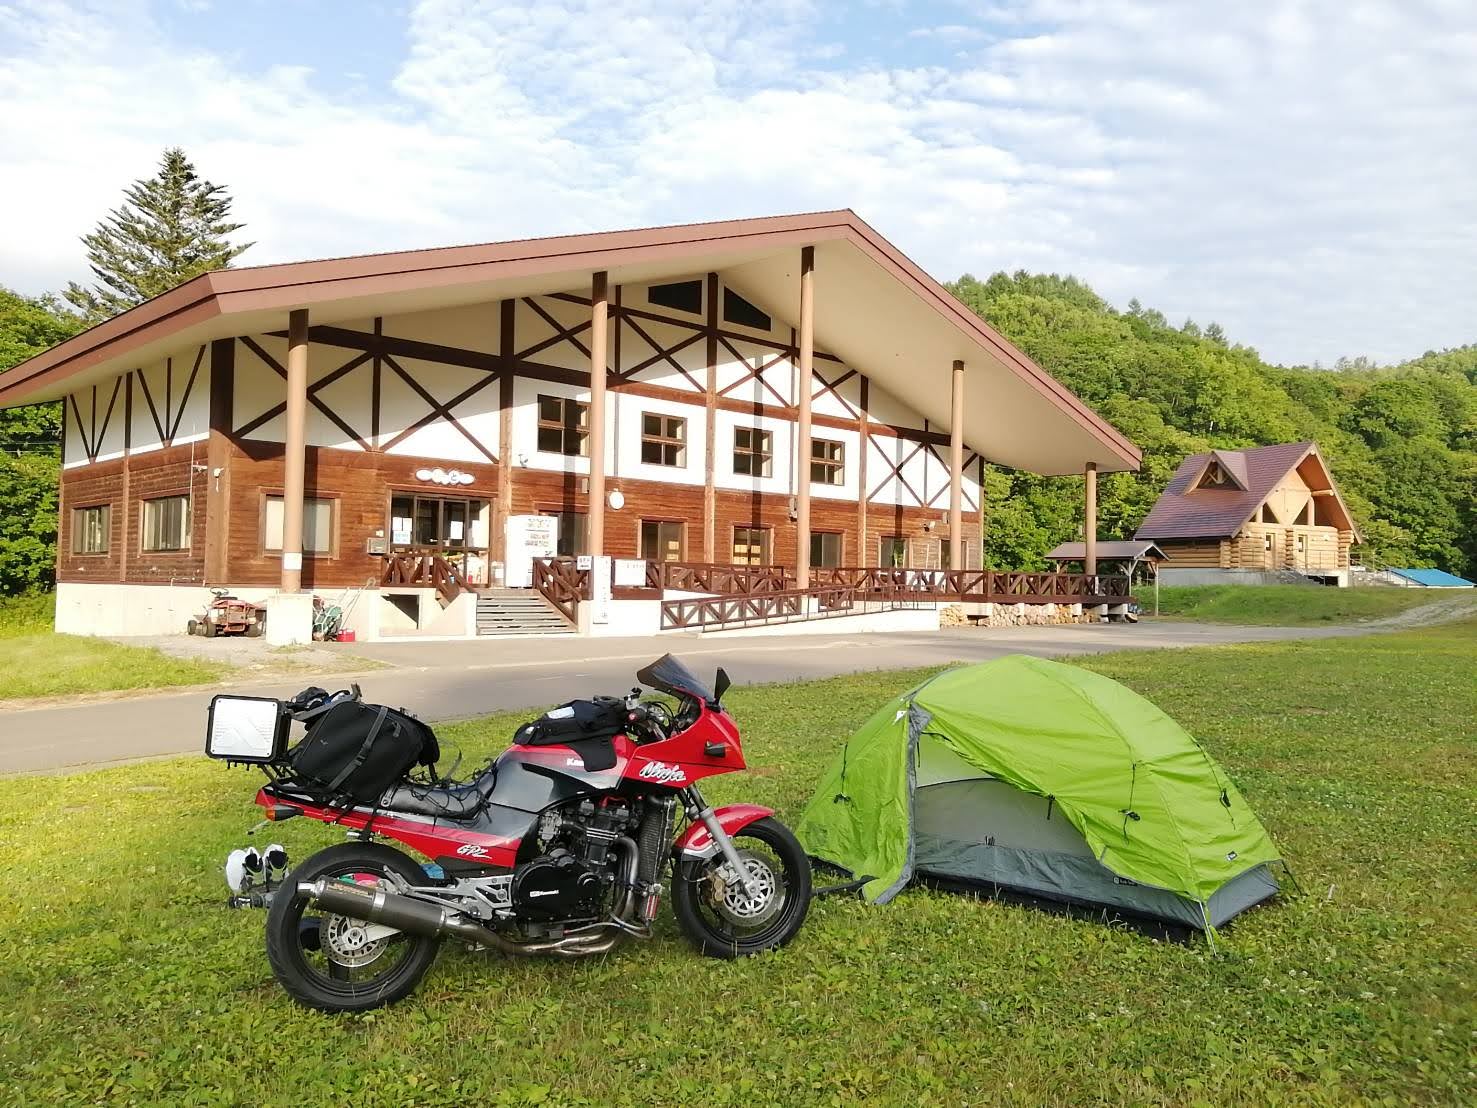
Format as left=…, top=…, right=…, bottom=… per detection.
left=0, top=0, right=1473, bottom=364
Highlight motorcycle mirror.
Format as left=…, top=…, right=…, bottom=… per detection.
left=713, top=667, right=731, bottom=703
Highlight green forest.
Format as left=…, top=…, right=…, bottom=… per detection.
left=1, top=153, right=1473, bottom=594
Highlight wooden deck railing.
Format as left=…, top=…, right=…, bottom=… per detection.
left=809, top=567, right=1131, bottom=603
left=531, top=557, right=589, bottom=626
left=660, top=585, right=910, bottom=632
left=654, top=561, right=793, bottom=595
left=380, top=552, right=472, bottom=606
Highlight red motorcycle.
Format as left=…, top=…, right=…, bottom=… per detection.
left=206, top=655, right=812, bottom=1011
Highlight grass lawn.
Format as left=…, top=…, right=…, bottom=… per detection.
left=1152, top=583, right=1460, bottom=625
left=2, top=622, right=1474, bottom=1104
left=0, top=594, right=225, bottom=700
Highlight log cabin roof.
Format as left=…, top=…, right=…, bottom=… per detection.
left=0, top=210, right=1139, bottom=477
left=1134, top=441, right=1358, bottom=540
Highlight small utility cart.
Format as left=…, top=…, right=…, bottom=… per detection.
left=187, top=588, right=267, bottom=638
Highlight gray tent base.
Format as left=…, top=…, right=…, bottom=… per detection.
left=908, top=778, right=1279, bottom=931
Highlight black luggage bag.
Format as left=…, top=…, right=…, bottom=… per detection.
left=285, top=698, right=440, bottom=805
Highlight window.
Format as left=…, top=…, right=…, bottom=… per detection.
left=733, top=426, right=773, bottom=477
left=72, top=505, right=110, bottom=555
left=879, top=534, right=908, bottom=568
left=810, top=438, right=845, bottom=485
left=142, top=495, right=190, bottom=552
left=723, top=288, right=771, bottom=331
left=648, top=280, right=703, bottom=315
left=810, top=531, right=843, bottom=568
left=1264, top=534, right=1274, bottom=552
left=640, top=520, right=685, bottom=562
left=264, top=496, right=335, bottom=555
left=732, top=526, right=771, bottom=566
left=546, top=511, right=587, bottom=558
left=1195, top=461, right=1238, bottom=490
left=390, top=495, right=488, bottom=551
left=537, top=395, right=589, bottom=456
left=641, top=413, right=686, bottom=467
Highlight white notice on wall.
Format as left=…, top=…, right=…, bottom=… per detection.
left=591, top=555, right=612, bottom=625
left=448, top=521, right=464, bottom=541
left=282, top=552, right=303, bottom=571
left=613, top=558, right=647, bottom=587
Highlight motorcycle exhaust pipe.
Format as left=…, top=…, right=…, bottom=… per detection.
left=299, top=879, right=494, bottom=947
left=298, top=879, right=625, bottom=957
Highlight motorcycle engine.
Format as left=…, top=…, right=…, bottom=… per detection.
left=510, top=850, right=602, bottom=922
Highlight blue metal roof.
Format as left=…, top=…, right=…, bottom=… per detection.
left=1388, top=568, right=1476, bottom=588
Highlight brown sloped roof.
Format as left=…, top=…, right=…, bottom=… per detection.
left=1134, top=441, right=1331, bottom=540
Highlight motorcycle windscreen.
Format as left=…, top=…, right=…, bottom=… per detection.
left=637, top=654, right=714, bottom=702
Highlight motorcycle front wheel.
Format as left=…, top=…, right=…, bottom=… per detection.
left=672, top=817, right=812, bottom=959
left=265, top=842, right=441, bottom=1012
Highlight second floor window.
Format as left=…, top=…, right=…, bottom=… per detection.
left=641, top=413, right=686, bottom=467
left=142, top=495, right=190, bottom=553
left=811, top=438, right=845, bottom=485
left=733, top=426, right=773, bottom=477
left=537, top=395, right=589, bottom=456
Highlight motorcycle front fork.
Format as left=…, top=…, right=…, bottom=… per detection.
left=677, top=784, right=762, bottom=898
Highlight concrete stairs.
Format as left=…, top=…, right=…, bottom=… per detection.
left=475, top=589, right=575, bottom=636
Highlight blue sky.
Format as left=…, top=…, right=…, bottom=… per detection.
left=1, top=0, right=1474, bottom=366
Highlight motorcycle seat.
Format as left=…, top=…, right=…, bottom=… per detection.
left=379, top=771, right=494, bottom=821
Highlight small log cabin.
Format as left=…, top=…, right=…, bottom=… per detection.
left=1134, top=442, right=1359, bottom=586
left=0, top=211, right=1141, bottom=640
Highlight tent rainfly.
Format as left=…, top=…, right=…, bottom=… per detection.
left=797, top=656, right=1282, bottom=931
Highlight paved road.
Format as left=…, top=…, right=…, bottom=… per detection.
left=0, top=620, right=1359, bottom=776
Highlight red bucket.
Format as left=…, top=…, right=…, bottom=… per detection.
left=334, top=629, right=357, bottom=643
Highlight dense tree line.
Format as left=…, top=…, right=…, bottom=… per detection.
left=0, top=151, right=1471, bottom=593
left=948, top=272, right=1476, bottom=576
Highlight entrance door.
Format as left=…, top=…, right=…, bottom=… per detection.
left=389, top=493, right=492, bottom=585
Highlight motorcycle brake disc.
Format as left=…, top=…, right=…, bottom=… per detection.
left=706, top=851, right=783, bottom=929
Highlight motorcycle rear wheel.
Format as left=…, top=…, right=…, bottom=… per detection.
left=265, top=842, right=441, bottom=1012
left=672, top=817, right=812, bottom=959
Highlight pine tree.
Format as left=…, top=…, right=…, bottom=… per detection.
left=64, top=148, right=252, bottom=322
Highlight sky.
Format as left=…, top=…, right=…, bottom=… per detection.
left=1, top=0, right=1474, bottom=366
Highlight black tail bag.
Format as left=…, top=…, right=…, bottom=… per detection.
left=285, top=700, right=440, bottom=805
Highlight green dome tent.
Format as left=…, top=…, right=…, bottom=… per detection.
left=797, top=656, right=1282, bottom=931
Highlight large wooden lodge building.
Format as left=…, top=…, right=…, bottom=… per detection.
left=0, top=212, right=1141, bottom=641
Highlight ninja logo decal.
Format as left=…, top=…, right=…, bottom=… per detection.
left=637, top=760, right=687, bottom=785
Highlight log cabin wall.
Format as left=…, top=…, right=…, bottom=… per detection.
left=58, top=273, right=985, bottom=589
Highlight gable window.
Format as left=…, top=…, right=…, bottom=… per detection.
left=1196, top=461, right=1237, bottom=490
left=810, top=531, right=843, bottom=568
left=733, top=426, right=773, bottom=477
left=723, top=288, right=771, bottom=331
left=142, top=495, right=190, bottom=553
left=810, top=438, right=845, bottom=485
left=264, top=495, right=335, bottom=555
left=640, top=519, right=685, bottom=562
left=648, top=280, right=703, bottom=316
left=641, top=413, right=686, bottom=467
left=537, top=395, right=589, bottom=457
left=72, top=505, right=110, bottom=555
left=732, top=525, right=771, bottom=566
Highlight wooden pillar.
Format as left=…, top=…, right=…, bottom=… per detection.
left=281, top=309, right=309, bottom=592
left=856, top=376, right=869, bottom=567
left=588, top=272, right=609, bottom=558
left=703, top=272, right=718, bottom=562
left=497, top=299, right=515, bottom=571
left=1083, top=461, right=1098, bottom=580
left=795, top=246, right=815, bottom=588
left=948, top=359, right=965, bottom=570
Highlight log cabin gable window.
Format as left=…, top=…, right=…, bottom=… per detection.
left=733, top=426, right=773, bottom=477
left=732, top=525, right=771, bottom=566
left=537, top=395, right=589, bottom=457
left=722, top=288, right=771, bottom=332
left=142, top=495, right=190, bottom=553
left=648, top=280, right=703, bottom=316
left=810, top=438, right=845, bottom=485
left=72, top=504, right=110, bottom=555
left=641, top=413, right=686, bottom=467
left=264, top=495, right=336, bottom=556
